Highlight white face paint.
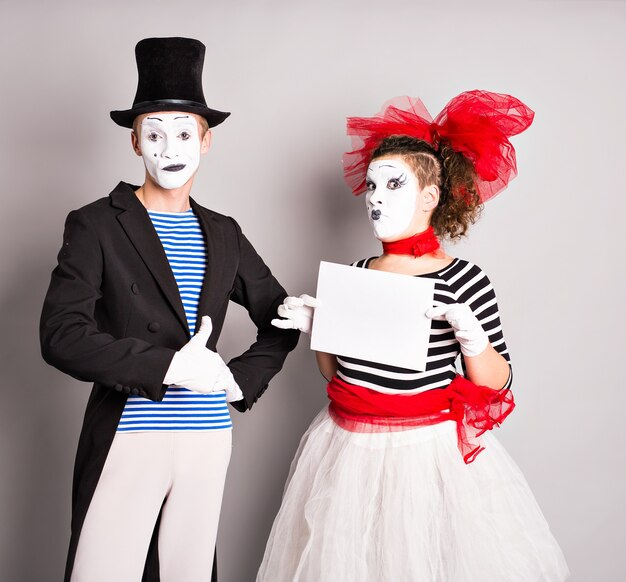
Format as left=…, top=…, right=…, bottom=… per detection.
left=140, top=113, right=202, bottom=189
left=365, top=158, right=420, bottom=241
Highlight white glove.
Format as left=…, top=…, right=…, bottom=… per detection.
left=215, top=365, right=244, bottom=403
left=272, top=294, right=319, bottom=335
left=163, top=315, right=241, bottom=397
left=426, top=303, right=489, bottom=358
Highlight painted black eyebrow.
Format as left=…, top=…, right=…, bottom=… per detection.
left=367, top=164, right=405, bottom=174
left=145, top=116, right=163, bottom=121
left=367, top=164, right=399, bottom=174
left=174, top=116, right=191, bottom=120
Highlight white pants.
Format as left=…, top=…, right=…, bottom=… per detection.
left=71, top=430, right=232, bottom=582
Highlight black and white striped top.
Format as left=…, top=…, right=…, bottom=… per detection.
left=336, top=258, right=512, bottom=394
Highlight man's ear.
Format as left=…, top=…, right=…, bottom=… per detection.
left=200, top=129, right=212, bottom=155
left=422, top=184, right=440, bottom=211
left=131, top=131, right=142, bottom=157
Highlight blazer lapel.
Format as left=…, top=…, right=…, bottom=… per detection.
left=110, top=183, right=189, bottom=336
left=190, top=196, right=230, bottom=335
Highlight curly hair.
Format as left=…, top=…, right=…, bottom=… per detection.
left=371, top=136, right=482, bottom=240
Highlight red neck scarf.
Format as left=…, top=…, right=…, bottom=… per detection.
left=382, top=226, right=440, bottom=257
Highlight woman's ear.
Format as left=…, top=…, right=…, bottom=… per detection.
left=422, top=184, right=440, bottom=211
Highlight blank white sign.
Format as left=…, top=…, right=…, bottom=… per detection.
left=310, top=261, right=435, bottom=371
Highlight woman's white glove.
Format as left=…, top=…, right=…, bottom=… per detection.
left=164, top=315, right=242, bottom=400
left=426, top=303, right=489, bottom=358
left=271, top=294, right=319, bottom=335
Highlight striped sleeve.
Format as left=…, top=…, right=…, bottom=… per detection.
left=449, top=262, right=513, bottom=389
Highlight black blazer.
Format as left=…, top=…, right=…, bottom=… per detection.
left=40, top=181, right=299, bottom=581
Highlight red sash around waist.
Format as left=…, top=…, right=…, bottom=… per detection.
left=327, top=375, right=515, bottom=464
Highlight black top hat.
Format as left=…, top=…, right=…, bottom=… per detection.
left=110, top=37, right=230, bottom=129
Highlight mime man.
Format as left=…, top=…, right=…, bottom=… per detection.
left=40, top=37, right=299, bottom=582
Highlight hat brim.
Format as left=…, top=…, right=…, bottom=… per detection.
left=110, top=102, right=230, bottom=128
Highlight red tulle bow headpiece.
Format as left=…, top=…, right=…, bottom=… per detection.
left=343, top=90, right=534, bottom=203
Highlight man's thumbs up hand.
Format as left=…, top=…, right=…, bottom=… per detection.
left=162, top=315, right=241, bottom=399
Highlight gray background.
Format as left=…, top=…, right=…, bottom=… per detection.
left=1, top=1, right=624, bottom=580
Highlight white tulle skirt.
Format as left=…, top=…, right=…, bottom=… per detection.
left=257, top=407, right=569, bottom=582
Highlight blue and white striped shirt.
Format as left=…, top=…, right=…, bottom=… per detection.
left=116, top=208, right=232, bottom=433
